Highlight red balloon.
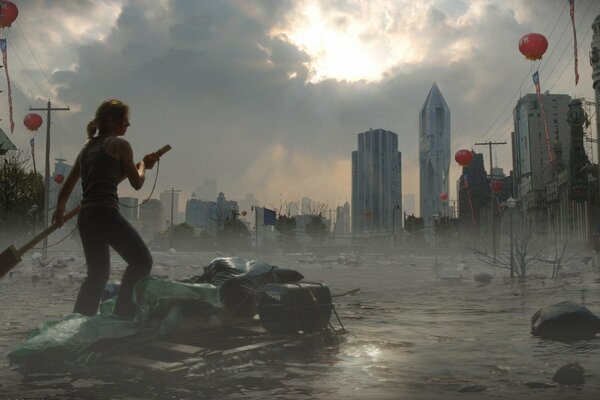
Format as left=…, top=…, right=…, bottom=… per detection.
left=518, top=33, right=548, bottom=61
left=490, top=180, right=503, bottom=193
left=54, top=174, right=64, bottom=184
left=23, top=113, right=43, bottom=131
left=455, top=149, right=473, bottom=167
left=0, top=1, right=18, bottom=28
left=439, top=193, right=448, bottom=201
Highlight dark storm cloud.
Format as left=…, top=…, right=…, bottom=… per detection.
left=7, top=0, right=600, bottom=205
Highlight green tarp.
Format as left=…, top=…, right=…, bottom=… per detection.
left=8, top=276, right=221, bottom=363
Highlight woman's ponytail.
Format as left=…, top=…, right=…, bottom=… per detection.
left=86, top=120, right=98, bottom=139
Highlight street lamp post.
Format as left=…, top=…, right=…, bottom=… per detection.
left=506, top=197, right=516, bottom=278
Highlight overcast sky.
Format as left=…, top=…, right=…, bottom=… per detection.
left=3, top=0, right=600, bottom=213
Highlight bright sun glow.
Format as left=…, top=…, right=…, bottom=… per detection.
left=272, top=2, right=420, bottom=83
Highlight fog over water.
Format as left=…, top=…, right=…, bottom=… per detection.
left=2, top=246, right=600, bottom=399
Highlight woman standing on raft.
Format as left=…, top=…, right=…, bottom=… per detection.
left=53, top=99, right=158, bottom=318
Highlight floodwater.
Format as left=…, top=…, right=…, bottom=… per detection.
left=2, top=247, right=600, bottom=399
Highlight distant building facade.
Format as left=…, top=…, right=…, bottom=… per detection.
left=403, top=194, right=416, bottom=216
left=139, top=199, right=163, bottom=236
left=351, top=128, right=402, bottom=234
left=301, top=197, right=312, bottom=215
left=512, top=92, right=572, bottom=232
left=160, top=189, right=180, bottom=225
left=334, top=201, right=351, bottom=233
left=185, top=195, right=215, bottom=230
left=119, top=197, right=138, bottom=222
left=185, top=192, right=238, bottom=231
left=419, top=83, right=451, bottom=235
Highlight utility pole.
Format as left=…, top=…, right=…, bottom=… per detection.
left=475, top=140, right=507, bottom=262
left=251, top=205, right=259, bottom=251
left=169, top=187, right=181, bottom=249
left=29, top=101, right=70, bottom=260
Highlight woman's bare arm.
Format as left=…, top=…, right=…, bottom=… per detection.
left=116, top=139, right=145, bottom=190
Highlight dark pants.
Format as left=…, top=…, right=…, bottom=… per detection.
left=75, top=207, right=152, bottom=317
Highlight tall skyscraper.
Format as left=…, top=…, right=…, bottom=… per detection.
left=513, top=93, right=571, bottom=202
left=419, top=83, right=450, bottom=233
left=334, top=201, right=351, bottom=233
left=403, top=194, right=416, bottom=216
left=139, top=199, right=164, bottom=235
left=351, top=128, right=402, bottom=233
left=160, top=189, right=180, bottom=225
left=301, top=197, right=312, bottom=215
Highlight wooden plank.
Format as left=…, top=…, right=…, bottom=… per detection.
left=219, top=340, right=287, bottom=356
left=144, top=341, right=206, bottom=356
left=111, top=355, right=186, bottom=373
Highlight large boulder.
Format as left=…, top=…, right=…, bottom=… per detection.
left=531, top=301, right=600, bottom=340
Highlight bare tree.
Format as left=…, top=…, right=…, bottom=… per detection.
left=475, top=225, right=545, bottom=280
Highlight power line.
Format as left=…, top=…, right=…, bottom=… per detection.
left=488, top=2, right=598, bottom=144
left=6, top=41, right=50, bottom=99
left=476, top=0, right=598, bottom=144
left=455, top=1, right=566, bottom=141
left=14, top=20, right=59, bottom=100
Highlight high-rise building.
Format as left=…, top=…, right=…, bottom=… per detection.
left=334, top=201, right=351, bottom=233
left=513, top=93, right=572, bottom=207
left=419, top=83, right=451, bottom=233
left=351, top=128, right=402, bottom=233
left=301, top=197, right=312, bottom=215
left=196, top=179, right=217, bottom=201
left=160, top=189, right=180, bottom=225
left=185, top=194, right=216, bottom=230
left=139, top=199, right=163, bottom=235
left=287, top=202, right=300, bottom=216
left=403, top=194, right=416, bottom=216
left=119, top=197, right=138, bottom=221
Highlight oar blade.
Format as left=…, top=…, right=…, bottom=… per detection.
left=0, top=245, right=21, bottom=278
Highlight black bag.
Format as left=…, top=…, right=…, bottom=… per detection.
left=258, top=283, right=333, bottom=334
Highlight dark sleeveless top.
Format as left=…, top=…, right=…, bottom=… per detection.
left=79, top=136, right=124, bottom=210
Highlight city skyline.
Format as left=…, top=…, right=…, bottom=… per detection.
left=2, top=1, right=598, bottom=211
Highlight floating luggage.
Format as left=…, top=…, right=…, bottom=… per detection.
left=258, top=282, right=333, bottom=334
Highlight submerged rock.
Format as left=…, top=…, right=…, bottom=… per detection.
left=552, top=362, right=585, bottom=385
left=531, top=301, right=600, bottom=340
left=456, top=385, right=487, bottom=393
left=473, top=272, right=493, bottom=284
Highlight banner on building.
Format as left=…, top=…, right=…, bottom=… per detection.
left=569, top=0, right=579, bottom=85
left=30, top=137, right=36, bottom=173
left=532, top=71, right=553, bottom=163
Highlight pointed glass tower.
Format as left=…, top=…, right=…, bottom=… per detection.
left=419, top=83, right=450, bottom=236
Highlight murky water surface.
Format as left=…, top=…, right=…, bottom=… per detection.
left=2, top=249, right=600, bottom=399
